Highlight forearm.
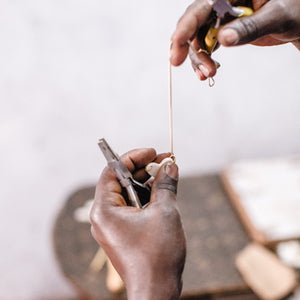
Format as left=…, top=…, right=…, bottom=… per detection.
left=124, top=258, right=183, bottom=300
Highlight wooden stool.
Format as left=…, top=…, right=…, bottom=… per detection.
left=53, top=175, right=257, bottom=299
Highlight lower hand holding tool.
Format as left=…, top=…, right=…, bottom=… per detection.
left=98, top=138, right=151, bottom=208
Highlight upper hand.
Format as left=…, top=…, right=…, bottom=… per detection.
left=170, top=0, right=300, bottom=81
left=90, top=148, right=186, bottom=300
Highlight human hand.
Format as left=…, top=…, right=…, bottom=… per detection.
left=90, top=148, right=186, bottom=300
left=170, top=0, right=300, bottom=81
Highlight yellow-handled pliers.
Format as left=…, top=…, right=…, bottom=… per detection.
left=205, top=0, right=253, bottom=53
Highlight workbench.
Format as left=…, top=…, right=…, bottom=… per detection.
left=53, top=175, right=258, bottom=299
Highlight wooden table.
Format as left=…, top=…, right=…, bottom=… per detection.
left=53, top=175, right=258, bottom=299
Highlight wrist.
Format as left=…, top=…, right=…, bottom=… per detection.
left=125, top=262, right=182, bottom=300
left=126, top=276, right=182, bottom=300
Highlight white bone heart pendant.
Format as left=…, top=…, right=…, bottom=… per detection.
left=145, top=157, right=174, bottom=177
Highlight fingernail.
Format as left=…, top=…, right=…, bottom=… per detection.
left=195, top=69, right=206, bottom=81
left=221, top=28, right=239, bottom=45
left=199, top=65, right=210, bottom=77
left=195, top=69, right=202, bottom=80
left=165, top=163, right=178, bottom=180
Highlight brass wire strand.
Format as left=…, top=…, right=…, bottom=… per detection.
left=168, top=43, right=174, bottom=160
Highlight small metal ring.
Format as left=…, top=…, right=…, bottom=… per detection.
left=196, top=48, right=209, bottom=55
left=208, top=77, right=215, bottom=87
left=169, top=154, right=176, bottom=163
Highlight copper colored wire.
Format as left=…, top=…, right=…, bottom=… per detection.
left=168, top=45, right=174, bottom=157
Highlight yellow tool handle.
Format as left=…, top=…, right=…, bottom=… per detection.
left=236, top=6, right=253, bottom=17
left=204, top=6, right=254, bottom=54
left=205, top=27, right=219, bottom=54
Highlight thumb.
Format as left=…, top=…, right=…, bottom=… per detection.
left=218, top=0, right=289, bottom=46
left=150, top=163, right=179, bottom=204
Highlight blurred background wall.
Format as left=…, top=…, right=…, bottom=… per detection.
left=0, top=0, right=299, bottom=298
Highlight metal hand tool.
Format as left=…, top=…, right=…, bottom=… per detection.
left=98, top=138, right=151, bottom=208
left=205, top=0, right=253, bottom=53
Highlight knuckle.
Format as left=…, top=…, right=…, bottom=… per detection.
left=193, top=0, right=211, bottom=13
left=185, top=3, right=197, bottom=15
left=153, top=173, right=178, bottom=195
left=89, top=203, right=111, bottom=243
left=89, top=204, right=101, bottom=228
left=274, top=1, right=298, bottom=34
left=189, top=49, right=199, bottom=64
left=154, top=182, right=177, bottom=195
left=156, top=203, right=181, bottom=223
left=89, top=198, right=109, bottom=228
left=237, top=17, right=259, bottom=42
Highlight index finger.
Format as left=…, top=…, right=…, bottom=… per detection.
left=94, top=148, right=157, bottom=207
left=121, top=148, right=157, bottom=173
left=170, top=0, right=213, bottom=66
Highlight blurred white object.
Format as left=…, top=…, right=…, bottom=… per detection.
left=224, top=156, right=300, bottom=242
left=73, top=199, right=94, bottom=223
left=145, top=157, right=174, bottom=177
left=277, top=240, right=300, bottom=269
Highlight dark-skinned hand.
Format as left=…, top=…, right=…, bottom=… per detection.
left=90, top=148, right=186, bottom=300
left=170, top=0, right=300, bottom=81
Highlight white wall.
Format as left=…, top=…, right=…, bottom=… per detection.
left=0, top=0, right=299, bottom=298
